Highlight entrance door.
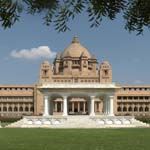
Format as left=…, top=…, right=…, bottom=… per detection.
left=68, top=101, right=88, bottom=115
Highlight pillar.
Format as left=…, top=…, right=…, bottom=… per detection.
left=104, top=97, right=107, bottom=115
left=61, top=101, right=63, bottom=112
left=55, top=102, right=57, bottom=112
left=90, top=96, right=95, bottom=116
left=83, top=102, right=86, bottom=113
left=72, top=102, right=74, bottom=112
left=104, top=96, right=111, bottom=115
left=43, top=95, right=49, bottom=116
left=109, top=95, right=114, bottom=116
left=78, top=102, right=80, bottom=112
left=63, top=96, right=68, bottom=116
left=107, top=98, right=110, bottom=115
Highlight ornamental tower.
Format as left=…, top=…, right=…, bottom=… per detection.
left=39, top=37, right=112, bottom=84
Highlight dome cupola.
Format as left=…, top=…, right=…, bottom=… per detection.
left=61, top=36, right=91, bottom=58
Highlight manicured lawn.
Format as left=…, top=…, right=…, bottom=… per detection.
left=0, top=128, right=150, bottom=150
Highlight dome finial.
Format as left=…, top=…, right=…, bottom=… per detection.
left=72, top=36, right=79, bottom=43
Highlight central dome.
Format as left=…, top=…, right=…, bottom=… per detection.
left=61, top=37, right=91, bottom=58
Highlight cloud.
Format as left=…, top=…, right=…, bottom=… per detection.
left=133, top=80, right=143, bottom=84
left=10, top=46, right=56, bottom=60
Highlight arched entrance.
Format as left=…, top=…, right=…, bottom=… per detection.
left=68, top=96, right=89, bottom=115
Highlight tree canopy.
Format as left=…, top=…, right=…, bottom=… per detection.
left=0, top=0, right=150, bottom=34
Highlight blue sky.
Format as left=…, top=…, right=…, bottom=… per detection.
left=0, top=12, right=150, bottom=85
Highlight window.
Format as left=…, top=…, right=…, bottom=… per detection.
left=139, top=97, right=143, bottom=100
left=74, top=78, right=78, bottom=83
left=30, top=107, right=34, bottom=112
left=134, top=96, right=138, bottom=100
left=43, top=70, right=47, bottom=76
left=25, top=107, right=29, bottom=112
left=123, top=107, right=127, bottom=112
left=128, top=96, right=133, bottom=100
left=128, top=107, right=132, bottom=112
left=104, top=70, right=108, bottom=76
left=134, top=107, right=138, bottom=112
left=8, top=107, right=12, bottom=112
left=145, top=107, right=149, bottom=112
left=14, top=106, right=18, bottom=112
left=117, top=107, right=121, bottom=112
left=123, top=96, right=127, bottom=100
left=117, top=96, right=122, bottom=100
left=3, top=106, right=7, bottom=112
left=139, top=107, right=143, bottom=112
left=19, top=106, right=23, bottom=112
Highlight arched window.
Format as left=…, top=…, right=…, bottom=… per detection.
left=25, top=106, right=29, bottom=112
left=3, top=106, right=7, bottom=112
left=8, top=106, right=12, bottom=112
left=14, top=106, right=18, bottom=112
left=30, top=106, right=34, bottom=112
left=117, top=107, right=121, bottom=112
left=128, top=106, right=132, bottom=112
left=134, top=107, right=138, bottom=112
left=123, top=106, right=127, bottom=112
left=145, top=107, right=149, bottom=112
left=19, top=106, right=23, bottom=112
left=139, top=106, right=143, bottom=112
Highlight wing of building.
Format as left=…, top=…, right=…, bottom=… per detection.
left=0, top=37, right=150, bottom=118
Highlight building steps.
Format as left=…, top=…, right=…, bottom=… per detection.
left=5, top=116, right=149, bottom=128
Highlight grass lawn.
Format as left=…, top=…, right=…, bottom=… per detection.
left=0, top=128, right=150, bottom=150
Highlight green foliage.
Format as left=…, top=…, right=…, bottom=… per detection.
left=136, top=116, right=150, bottom=124
left=0, top=0, right=150, bottom=34
left=124, top=0, right=150, bottom=34
left=0, top=116, right=21, bottom=127
left=0, top=116, right=21, bottom=123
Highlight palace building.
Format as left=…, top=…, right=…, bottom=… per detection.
left=0, top=37, right=150, bottom=123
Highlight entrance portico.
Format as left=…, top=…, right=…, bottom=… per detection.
left=38, top=83, right=119, bottom=117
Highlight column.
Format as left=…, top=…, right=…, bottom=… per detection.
left=83, top=102, right=86, bottom=113
left=107, top=97, right=110, bottom=115
left=63, top=96, right=68, bottom=116
left=94, top=102, right=97, bottom=112
left=109, top=95, right=114, bottom=116
left=78, top=102, right=80, bottom=112
left=104, top=97, right=107, bottom=115
left=104, top=96, right=111, bottom=115
left=61, top=101, right=63, bottom=112
left=55, top=102, right=57, bottom=112
left=43, top=95, right=49, bottom=116
left=90, top=96, right=95, bottom=116
left=28, top=103, right=31, bottom=112
left=72, top=102, right=74, bottom=112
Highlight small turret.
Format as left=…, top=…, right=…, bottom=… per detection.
left=39, top=61, right=52, bottom=83
left=99, top=61, right=112, bottom=83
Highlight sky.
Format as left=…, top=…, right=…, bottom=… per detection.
left=0, top=12, right=150, bottom=85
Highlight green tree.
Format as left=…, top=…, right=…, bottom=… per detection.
left=0, top=0, right=150, bottom=34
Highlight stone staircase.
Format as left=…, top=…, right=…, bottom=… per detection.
left=5, top=115, right=149, bottom=128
